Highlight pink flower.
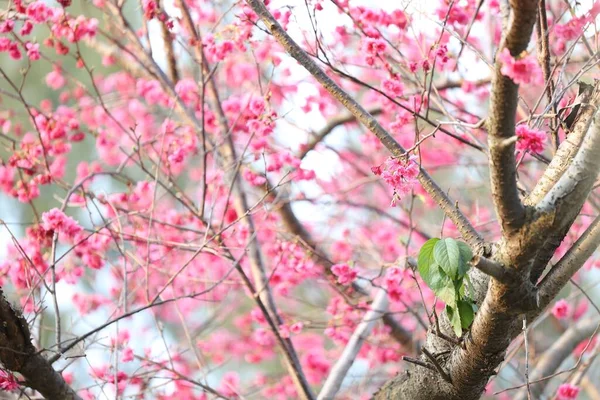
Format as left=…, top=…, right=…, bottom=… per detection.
left=243, top=169, right=267, bottom=186
left=363, top=38, right=387, bottom=55
left=121, top=347, right=134, bottom=363
left=0, top=370, right=19, bottom=391
left=0, top=20, right=14, bottom=33
left=551, top=299, right=571, bottom=320
left=41, top=208, right=83, bottom=237
left=555, top=17, right=586, bottom=42
left=174, top=78, right=198, bottom=106
left=384, top=267, right=406, bottom=302
left=249, top=97, right=265, bottom=116
left=20, top=20, right=33, bottom=36
left=372, top=156, right=420, bottom=206
left=290, top=322, right=303, bottom=334
left=382, top=78, right=404, bottom=98
left=219, top=372, right=240, bottom=397
left=25, top=42, right=40, bottom=61
left=46, top=68, right=66, bottom=89
left=516, top=125, right=546, bottom=153
left=8, top=42, right=21, bottom=60
left=498, top=48, right=543, bottom=86
left=331, top=263, right=358, bottom=285
left=26, top=1, right=54, bottom=23
left=143, top=0, right=158, bottom=19
left=557, top=383, right=580, bottom=400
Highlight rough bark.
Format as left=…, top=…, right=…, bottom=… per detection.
left=0, top=289, right=81, bottom=400
left=487, top=0, right=538, bottom=235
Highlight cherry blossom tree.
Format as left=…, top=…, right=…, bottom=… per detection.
left=0, top=0, right=600, bottom=399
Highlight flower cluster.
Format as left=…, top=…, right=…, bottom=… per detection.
left=498, top=49, right=544, bottom=86
left=557, top=383, right=580, bottom=400
left=41, top=208, right=83, bottom=237
left=0, top=370, right=19, bottom=391
left=516, top=124, right=546, bottom=153
left=331, top=263, right=358, bottom=285
left=372, top=156, right=420, bottom=206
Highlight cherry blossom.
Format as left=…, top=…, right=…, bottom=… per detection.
left=0, top=370, right=19, bottom=391
left=372, top=156, right=420, bottom=206
left=516, top=124, right=546, bottom=153
left=551, top=299, right=571, bottom=320
left=557, top=383, right=580, bottom=400
left=498, top=48, right=544, bottom=86
left=331, top=263, right=358, bottom=285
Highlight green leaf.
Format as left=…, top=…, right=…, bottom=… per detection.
left=457, top=241, right=473, bottom=277
left=434, top=238, right=461, bottom=280
left=435, top=280, right=457, bottom=307
left=428, top=264, right=451, bottom=292
left=464, top=275, right=475, bottom=300
left=446, top=305, right=463, bottom=338
left=458, top=300, right=475, bottom=329
left=417, top=238, right=440, bottom=287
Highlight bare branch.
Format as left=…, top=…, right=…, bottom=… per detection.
left=515, top=317, right=600, bottom=400
left=471, top=255, right=515, bottom=283
left=159, top=1, right=179, bottom=83
left=317, top=287, right=389, bottom=400
left=245, top=0, right=484, bottom=251
left=487, top=0, right=539, bottom=235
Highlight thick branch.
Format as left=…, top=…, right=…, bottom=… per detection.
left=536, top=88, right=600, bottom=215
left=472, top=255, right=515, bottom=283
left=246, top=0, right=483, bottom=251
left=487, top=0, right=539, bottom=235
left=0, top=289, right=81, bottom=400
left=537, top=213, right=600, bottom=310
left=526, top=83, right=597, bottom=206
left=526, top=83, right=600, bottom=282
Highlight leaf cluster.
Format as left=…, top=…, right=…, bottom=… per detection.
left=417, top=238, right=476, bottom=337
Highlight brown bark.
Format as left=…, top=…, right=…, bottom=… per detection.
left=0, top=289, right=81, bottom=399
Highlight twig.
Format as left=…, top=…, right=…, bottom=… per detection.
left=523, top=317, right=531, bottom=400
left=402, top=356, right=436, bottom=372
left=422, top=347, right=452, bottom=383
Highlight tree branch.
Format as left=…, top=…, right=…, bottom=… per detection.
left=246, top=0, right=484, bottom=251
left=537, top=213, right=600, bottom=310
left=514, top=317, right=600, bottom=400
left=317, top=287, right=389, bottom=400
left=471, top=255, right=516, bottom=283
left=487, top=0, right=539, bottom=235
left=0, top=289, right=81, bottom=399
left=527, top=83, right=598, bottom=206
left=536, top=86, right=600, bottom=215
